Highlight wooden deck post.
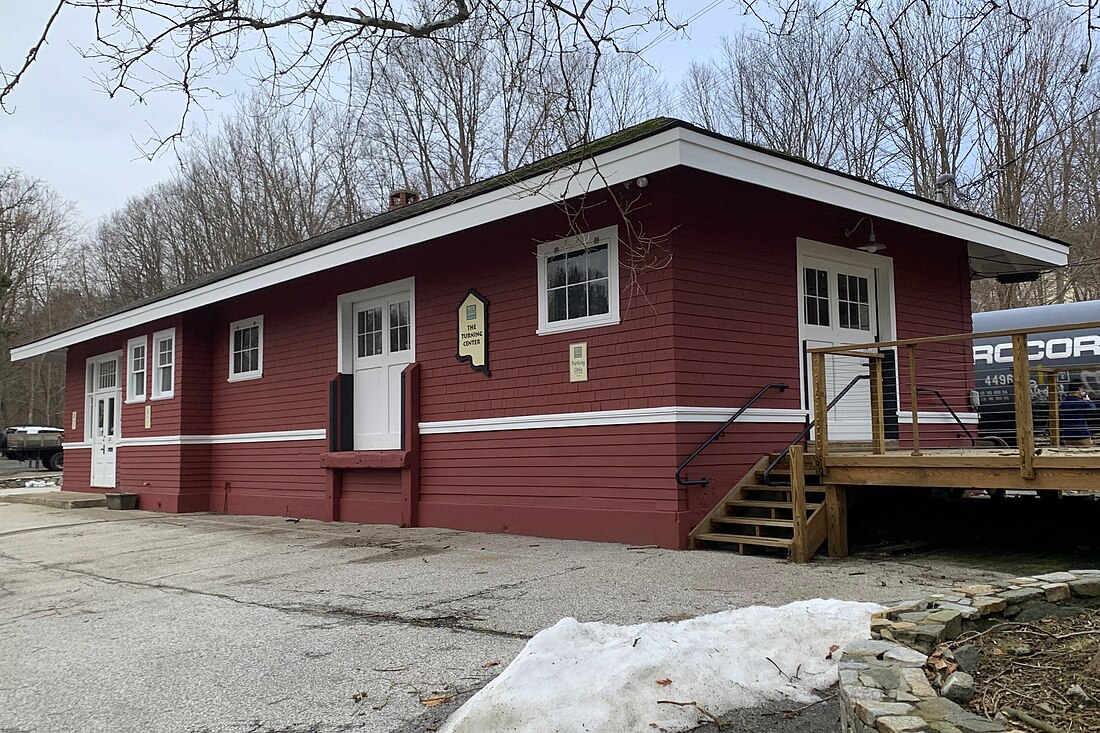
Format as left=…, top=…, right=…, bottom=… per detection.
left=1012, top=333, right=1036, bottom=480
left=825, top=484, right=849, bottom=558
left=869, top=355, right=886, bottom=455
left=789, top=445, right=808, bottom=562
left=908, top=346, right=921, bottom=456
left=811, top=352, right=829, bottom=474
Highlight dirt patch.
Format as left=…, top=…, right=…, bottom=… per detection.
left=314, top=535, right=446, bottom=563
left=968, top=609, right=1100, bottom=730
left=687, top=693, right=839, bottom=733
left=385, top=692, right=840, bottom=733
left=350, top=546, right=444, bottom=564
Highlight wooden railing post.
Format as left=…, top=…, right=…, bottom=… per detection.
left=811, top=352, right=829, bottom=474
left=908, top=346, right=921, bottom=456
left=1012, top=334, right=1035, bottom=479
left=869, top=354, right=886, bottom=455
left=789, top=444, right=808, bottom=563
left=1044, top=368, right=1061, bottom=447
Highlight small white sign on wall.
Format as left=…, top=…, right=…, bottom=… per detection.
left=145, top=404, right=152, bottom=430
left=569, top=342, right=588, bottom=382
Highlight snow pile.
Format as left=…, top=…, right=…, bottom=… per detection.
left=23, top=479, right=56, bottom=488
left=440, top=599, right=882, bottom=733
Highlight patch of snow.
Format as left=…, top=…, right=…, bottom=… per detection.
left=23, top=480, right=55, bottom=488
left=440, top=599, right=882, bottom=733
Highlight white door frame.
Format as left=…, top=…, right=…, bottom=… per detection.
left=336, top=277, right=416, bottom=450
left=85, top=351, right=122, bottom=488
left=795, top=238, right=897, bottom=418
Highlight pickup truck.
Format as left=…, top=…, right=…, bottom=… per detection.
left=1, top=426, right=64, bottom=471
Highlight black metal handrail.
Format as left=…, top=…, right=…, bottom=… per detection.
left=675, top=383, right=789, bottom=487
left=916, top=386, right=976, bottom=447
left=763, top=374, right=869, bottom=486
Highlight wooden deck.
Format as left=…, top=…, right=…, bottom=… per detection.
left=822, top=447, right=1100, bottom=491
left=692, top=318, right=1100, bottom=561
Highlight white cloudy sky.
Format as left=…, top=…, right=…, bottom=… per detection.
left=0, top=2, right=753, bottom=225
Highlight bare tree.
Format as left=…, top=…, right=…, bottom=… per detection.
left=357, top=18, right=667, bottom=197
left=0, top=171, right=81, bottom=426
left=2, top=0, right=676, bottom=152
left=680, top=18, right=893, bottom=178
left=83, top=96, right=375, bottom=306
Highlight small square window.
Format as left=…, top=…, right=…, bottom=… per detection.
left=229, top=316, right=264, bottom=381
left=537, top=226, right=620, bottom=335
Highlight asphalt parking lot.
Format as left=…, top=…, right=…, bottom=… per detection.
left=0, top=503, right=1014, bottom=733
left=0, top=456, right=57, bottom=478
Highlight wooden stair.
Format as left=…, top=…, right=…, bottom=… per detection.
left=689, top=446, right=835, bottom=561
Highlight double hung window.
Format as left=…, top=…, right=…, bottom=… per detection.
left=229, top=316, right=264, bottom=381
left=536, top=226, right=620, bottom=335
left=152, top=329, right=175, bottom=399
left=126, top=337, right=147, bottom=402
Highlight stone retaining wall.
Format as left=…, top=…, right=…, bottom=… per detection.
left=837, top=569, right=1100, bottom=733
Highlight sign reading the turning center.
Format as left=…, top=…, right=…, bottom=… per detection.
left=456, top=289, right=490, bottom=376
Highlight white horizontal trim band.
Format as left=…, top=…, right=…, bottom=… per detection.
left=61, top=429, right=326, bottom=449
left=897, top=411, right=980, bottom=425
left=419, top=406, right=809, bottom=434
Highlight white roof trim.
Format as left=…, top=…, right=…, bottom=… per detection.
left=12, top=126, right=1067, bottom=360
left=677, top=129, right=1067, bottom=267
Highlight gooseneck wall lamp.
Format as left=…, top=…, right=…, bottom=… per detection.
left=844, top=217, right=886, bottom=254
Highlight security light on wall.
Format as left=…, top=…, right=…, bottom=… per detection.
left=844, top=217, right=886, bottom=254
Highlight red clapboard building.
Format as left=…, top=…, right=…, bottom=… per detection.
left=13, top=119, right=1067, bottom=549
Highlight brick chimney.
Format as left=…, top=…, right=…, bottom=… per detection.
left=389, top=188, right=420, bottom=211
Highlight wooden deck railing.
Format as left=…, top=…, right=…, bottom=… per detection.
left=806, top=318, right=1100, bottom=481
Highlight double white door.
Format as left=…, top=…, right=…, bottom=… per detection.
left=352, top=293, right=413, bottom=450
left=801, top=257, right=879, bottom=440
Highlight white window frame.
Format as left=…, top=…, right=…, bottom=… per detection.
left=126, top=336, right=148, bottom=403
left=84, top=351, right=122, bottom=443
left=795, top=238, right=898, bottom=413
left=228, top=315, right=264, bottom=382
left=151, top=328, right=176, bottom=400
left=536, top=225, right=620, bottom=336
left=336, top=277, right=416, bottom=373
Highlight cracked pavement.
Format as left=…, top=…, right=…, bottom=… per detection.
left=0, top=503, right=1012, bottom=733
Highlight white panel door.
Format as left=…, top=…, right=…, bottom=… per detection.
left=801, top=257, right=878, bottom=440
left=352, top=293, right=413, bottom=450
left=90, top=358, right=120, bottom=487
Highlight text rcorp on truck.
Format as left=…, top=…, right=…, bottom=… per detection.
left=973, top=301, right=1100, bottom=444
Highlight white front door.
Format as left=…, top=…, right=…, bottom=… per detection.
left=352, top=292, right=413, bottom=450
left=89, top=357, right=121, bottom=487
left=800, top=256, right=879, bottom=440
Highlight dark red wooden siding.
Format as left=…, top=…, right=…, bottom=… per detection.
left=60, top=166, right=975, bottom=547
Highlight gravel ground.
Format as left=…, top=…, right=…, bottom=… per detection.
left=0, top=502, right=1012, bottom=733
